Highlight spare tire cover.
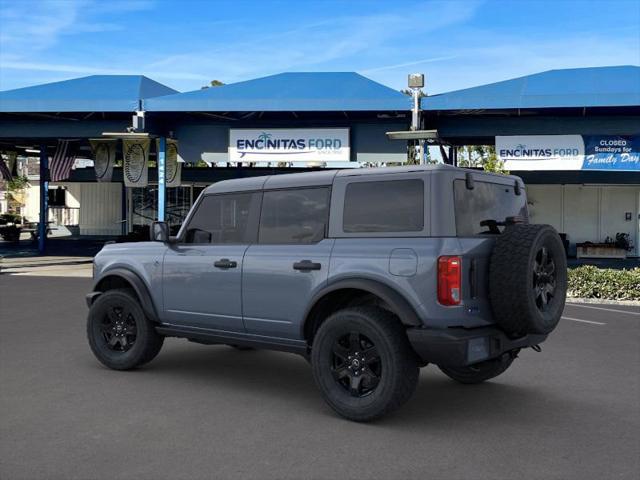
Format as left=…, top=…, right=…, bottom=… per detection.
left=489, top=224, right=567, bottom=336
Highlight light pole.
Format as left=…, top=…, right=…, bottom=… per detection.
left=408, top=73, right=425, bottom=164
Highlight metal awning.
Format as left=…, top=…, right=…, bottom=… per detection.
left=145, top=72, right=411, bottom=112
left=0, top=75, right=177, bottom=113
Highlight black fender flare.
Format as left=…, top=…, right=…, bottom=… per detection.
left=303, top=278, right=423, bottom=336
left=91, top=268, right=159, bottom=322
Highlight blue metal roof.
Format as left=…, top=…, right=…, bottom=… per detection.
left=422, top=66, right=640, bottom=111
left=145, top=72, right=411, bottom=112
left=0, top=75, right=178, bottom=113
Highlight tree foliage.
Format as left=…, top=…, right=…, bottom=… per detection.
left=457, top=145, right=509, bottom=174
left=201, top=80, right=225, bottom=89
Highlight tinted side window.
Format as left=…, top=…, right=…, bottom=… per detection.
left=259, top=188, right=330, bottom=244
left=184, top=192, right=259, bottom=244
left=343, top=179, right=424, bottom=233
left=454, top=180, right=528, bottom=236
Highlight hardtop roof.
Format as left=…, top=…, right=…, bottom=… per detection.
left=201, top=164, right=510, bottom=195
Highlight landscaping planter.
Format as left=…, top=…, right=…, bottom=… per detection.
left=576, top=243, right=627, bottom=259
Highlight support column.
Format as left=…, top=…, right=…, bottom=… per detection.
left=121, top=182, right=127, bottom=235
left=157, top=137, right=166, bottom=222
left=38, top=144, right=48, bottom=254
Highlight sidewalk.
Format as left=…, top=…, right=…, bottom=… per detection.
left=0, top=236, right=109, bottom=260
left=0, top=255, right=92, bottom=270
left=0, top=255, right=93, bottom=277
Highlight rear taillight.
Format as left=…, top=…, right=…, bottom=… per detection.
left=438, top=256, right=461, bottom=306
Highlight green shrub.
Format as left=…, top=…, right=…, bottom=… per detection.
left=568, top=266, right=640, bottom=300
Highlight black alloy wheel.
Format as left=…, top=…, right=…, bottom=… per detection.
left=100, top=305, right=137, bottom=352
left=331, top=332, right=382, bottom=397
left=532, top=246, right=557, bottom=312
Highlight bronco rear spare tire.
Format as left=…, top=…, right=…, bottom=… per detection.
left=489, top=224, right=567, bottom=337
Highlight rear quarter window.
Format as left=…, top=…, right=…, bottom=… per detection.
left=454, top=179, right=528, bottom=236
left=343, top=179, right=424, bottom=233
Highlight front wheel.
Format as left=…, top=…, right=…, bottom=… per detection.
left=438, top=353, right=515, bottom=384
left=87, top=289, right=164, bottom=370
left=311, top=307, right=419, bottom=422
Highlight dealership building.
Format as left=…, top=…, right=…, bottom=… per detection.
left=0, top=66, right=638, bottom=257
left=421, top=65, right=640, bottom=257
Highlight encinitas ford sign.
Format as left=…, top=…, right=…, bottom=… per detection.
left=497, top=135, right=640, bottom=171
left=229, top=128, right=350, bottom=162
left=497, top=135, right=585, bottom=170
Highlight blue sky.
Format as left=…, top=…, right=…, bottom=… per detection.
left=0, top=0, right=638, bottom=94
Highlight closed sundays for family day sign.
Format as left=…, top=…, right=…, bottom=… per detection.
left=496, top=135, right=640, bottom=171
left=229, top=128, right=350, bottom=162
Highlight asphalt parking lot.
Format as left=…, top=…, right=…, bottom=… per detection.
left=1, top=274, right=638, bottom=480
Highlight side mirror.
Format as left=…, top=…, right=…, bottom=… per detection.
left=150, top=221, right=169, bottom=242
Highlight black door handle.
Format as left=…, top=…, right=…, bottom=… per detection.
left=293, top=260, right=321, bottom=271
left=214, top=258, right=237, bottom=269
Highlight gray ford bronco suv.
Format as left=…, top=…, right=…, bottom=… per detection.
left=87, top=165, right=567, bottom=421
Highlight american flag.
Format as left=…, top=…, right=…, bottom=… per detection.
left=0, top=157, right=12, bottom=181
left=50, top=140, right=78, bottom=182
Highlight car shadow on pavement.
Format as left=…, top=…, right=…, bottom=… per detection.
left=127, top=343, right=321, bottom=402
left=126, top=342, right=580, bottom=427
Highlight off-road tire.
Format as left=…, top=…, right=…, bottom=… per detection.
left=87, top=289, right=164, bottom=370
left=439, top=354, right=515, bottom=384
left=311, top=307, right=419, bottom=422
left=489, top=224, right=567, bottom=336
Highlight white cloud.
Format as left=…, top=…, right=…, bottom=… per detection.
left=418, top=30, right=640, bottom=94
left=0, top=0, right=153, bottom=57
left=137, top=1, right=484, bottom=90
left=361, top=56, right=459, bottom=74
left=1, top=0, right=637, bottom=95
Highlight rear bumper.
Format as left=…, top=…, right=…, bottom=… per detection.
left=406, top=326, right=547, bottom=367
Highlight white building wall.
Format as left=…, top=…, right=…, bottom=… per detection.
left=527, top=184, right=640, bottom=256
left=64, top=183, right=81, bottom=208
left=23, top=182, right=40, bottom=222
left=15, top=181, right=121, bottom=235
left=562, top=185, right=599, bottom=244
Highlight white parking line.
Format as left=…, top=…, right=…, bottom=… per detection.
left=566, top=303, right=640, bottom=316
left=562, top=316, right=606, bottom=326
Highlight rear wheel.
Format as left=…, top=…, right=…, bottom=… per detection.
left=439, top=354, right=515, bottom=384
left=87, top=289, right=164, bottom=370
left=311, top=307, right=419, bottom=422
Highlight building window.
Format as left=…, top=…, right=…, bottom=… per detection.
left=259, top=188, right=330, bottom=244
left=343, top=179, right=424, bottom=233
left=48, top=188, right=66, bottom=207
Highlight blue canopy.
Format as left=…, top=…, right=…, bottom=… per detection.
left=422, top=66, right=640, bottom=111
left=0, top=75, right=178, bottom=113
left=145, top=72, right=411, bottom=112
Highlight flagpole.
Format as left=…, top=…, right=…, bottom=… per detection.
left=38, top=144, right=48, bottom=254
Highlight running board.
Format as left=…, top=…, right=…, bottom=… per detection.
left=155, top=324, right=309, bottom=356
